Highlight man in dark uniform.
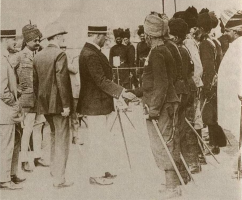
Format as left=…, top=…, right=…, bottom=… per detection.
left=197, top=11, right=224, bottom=154
left=76, top=26, right=136, bottom=185
left=136, top=25, right=150, bottom=85
left=33, top=22, right=73, bottom=188
left=123, top=28, right=139, bottom=88
left=109, top=28, right=130, bottom=89
left=169, top=18, right=201, bottom=174
left=142, top=12, right=184, bottom=199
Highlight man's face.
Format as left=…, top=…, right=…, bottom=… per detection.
left=99, top=34, right=107, bottom=48
left=145, top=34, right=151, bottom=47
left=123, top=38, right=130, bottom=45
left=224, top=28, right=236, bottom=43
left=195, top=27, right=204, bottom=41
left=57, top=34, right=66, bottom=47
left=26, top=37, right=40, bottom=51
left=115, top=37, right=122, bottom=45
left=140, top=33, right=145, bottom=42
left=6, top=37, right=17, bottom=52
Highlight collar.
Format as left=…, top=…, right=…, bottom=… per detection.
left=1, top=48, right=10, bottom=57
left=87, top=41, right=101, bottom=50
left=22, top=46, right=34, bottom=56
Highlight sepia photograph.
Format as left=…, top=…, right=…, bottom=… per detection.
left=0, top=0, right=242, bottom=199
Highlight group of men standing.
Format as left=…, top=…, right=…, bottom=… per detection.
left=0, top=5, right=242, bottom=200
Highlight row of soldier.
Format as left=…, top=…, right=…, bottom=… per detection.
left=1, top=5, right=242, bottom=200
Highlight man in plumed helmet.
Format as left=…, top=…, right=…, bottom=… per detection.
left=109, top=28, right=131, bottom=89
left=196, top=10, right=225, bottom=155
left=136, top=25, right=150, bottom=85
left=123, top=28, right=139, bottom=88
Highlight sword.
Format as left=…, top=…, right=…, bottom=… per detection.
left=145, top=104, right=186, bottom=188
left=185, top=118, right=220, bottom=164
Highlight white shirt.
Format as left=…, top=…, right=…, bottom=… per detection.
left=218, top=36, right=242, bottom=141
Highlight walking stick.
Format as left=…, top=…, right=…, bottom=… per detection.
left=185, top=118, right=220, bottom=164
left=180, top=153, right=196, bottom=185
left=117, top=108, right=132, bottom=169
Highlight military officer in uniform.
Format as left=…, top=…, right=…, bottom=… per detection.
left=109, top=28, right=131, bottom=89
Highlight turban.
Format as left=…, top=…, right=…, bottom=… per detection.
left=169, top=18, right=188, bottom=39
left=221, top=9, right=242, bottom=31
left=22, top=24, right=42, bottom=43
left=144, top=12, right=169, bottom=37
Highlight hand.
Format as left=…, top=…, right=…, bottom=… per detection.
left=61, top=107, right=70, bottom=117
left=122, top=90, right=136, bottom=101
left=147, top=115, right=159, bottom=121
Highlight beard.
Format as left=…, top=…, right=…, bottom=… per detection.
left=116, top=40, right=122, bottom=45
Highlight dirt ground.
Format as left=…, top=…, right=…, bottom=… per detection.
left=1, top=103, right=241, bottom=200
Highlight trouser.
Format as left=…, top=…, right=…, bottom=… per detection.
left=45, top=114, right=70, bottom=185
left=20, top=113, right=44, bottom=161
left=11, top=124, right=21, bottom=176
left=40, top=122, right=51, bottom=164
left=87, top=114, right=117, bottom=177
left=179, top=94, right=199, bottom=166
left=0, top=124, right=15, bottom=182
left=146, top=102, right=186, bottom=189
left=70, top=99, right=79, bottom=138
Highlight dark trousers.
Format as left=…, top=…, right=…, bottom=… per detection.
left=146, top=102, right=186, bottom=189
left=45, top=114, right=70, bottom=184
left=179, top=94, right=199, bottom=165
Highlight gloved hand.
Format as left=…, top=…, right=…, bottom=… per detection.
left=121, top=90, right=136, bottom=100
left=61, top=107, right=70, bottom=117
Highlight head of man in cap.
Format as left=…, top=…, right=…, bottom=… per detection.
left=144, top=11, right=169, bottom=48
left=1, top=29, right=17, bottom=52
left=88, top=26, right=108, bottom=48
left=137, top=25, right=145, bottom=42
left=169, top=18, right=188, bottom=44
left=44, top=21, right=67, bottom=47
left=123, top=28, right=131, bottom=45
left=113, top=28, right=124, bottom=45
left=196, top=11, right=218, bottom=41
left=222, top=10, right=242, bottom=43
left=22, top=24, right=42, bottom=51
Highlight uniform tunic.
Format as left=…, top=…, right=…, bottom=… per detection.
left=109, top=44, right=130, bottom=88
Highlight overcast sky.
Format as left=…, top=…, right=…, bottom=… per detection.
left=1, top=0, right=242, bottom=47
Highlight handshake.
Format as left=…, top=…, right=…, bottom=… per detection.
left=115, top=89, right=138, bottom=110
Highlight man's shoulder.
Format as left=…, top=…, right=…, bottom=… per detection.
left=80, top=44, right=98, bottom=58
